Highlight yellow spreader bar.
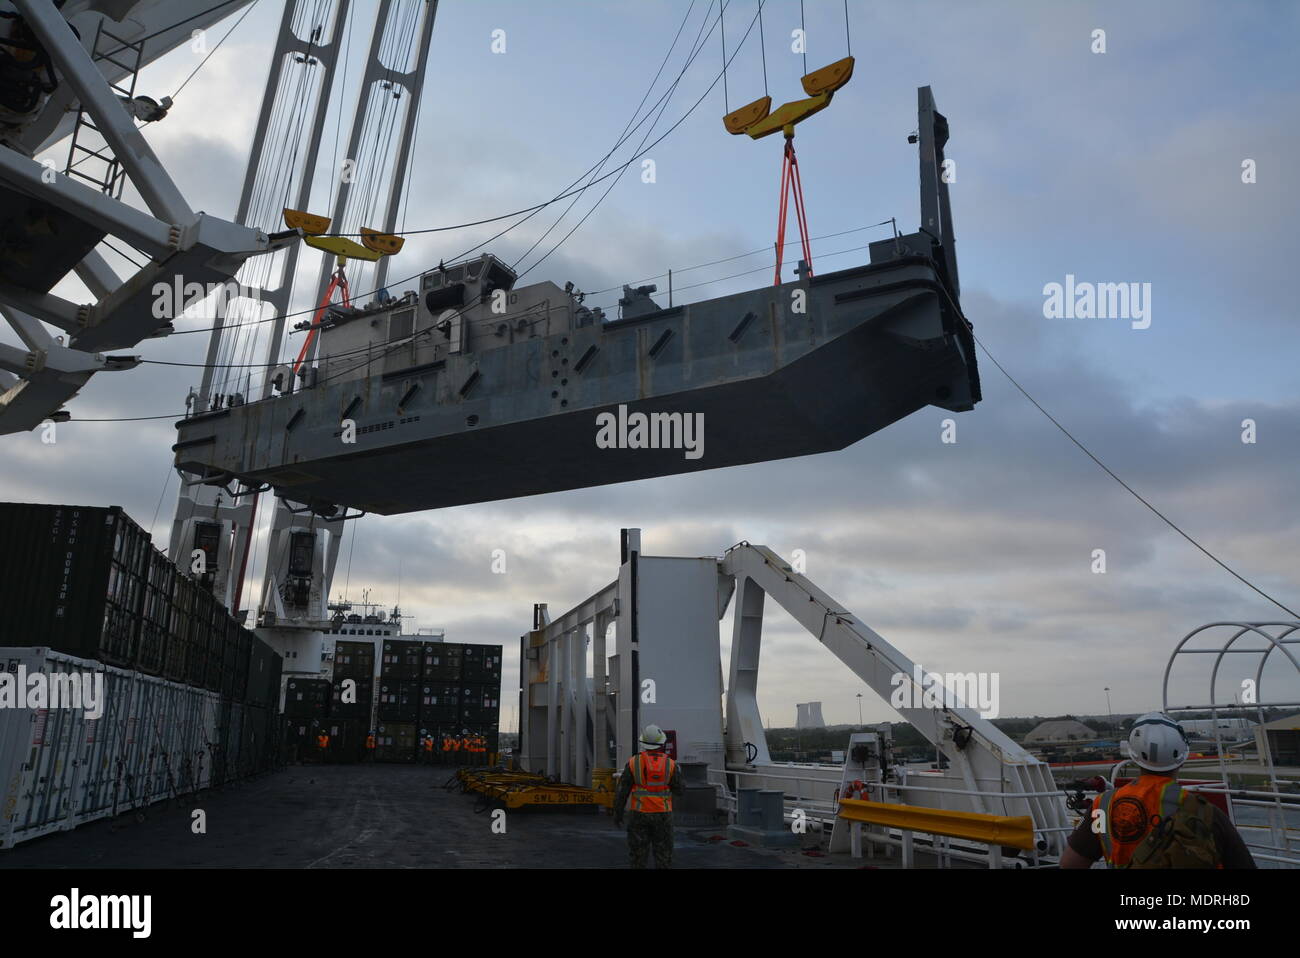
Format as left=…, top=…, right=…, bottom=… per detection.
left=722, top=56, right=856, bottom=138
left=283, top=209, right=404, bottom=264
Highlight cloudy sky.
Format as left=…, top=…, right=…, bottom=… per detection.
left=4, top=0, right=1298, bottom=731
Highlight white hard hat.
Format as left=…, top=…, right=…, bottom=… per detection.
left=639, top=724, right=667, bottom=748
left=1128, top=712, right=1188, bottom=773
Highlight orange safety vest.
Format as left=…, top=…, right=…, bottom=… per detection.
left=628, top=751, right=675, bottom=814
left=423, top=737, right=434, bottom=752
left=467, top=736, right=485, bottom=753
left=317, top=734, right=329, bottom=749
left=1091, top=775, right=1187, bottom=868
left=366, top=735, right=376, bottom=749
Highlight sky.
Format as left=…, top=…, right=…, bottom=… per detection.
left=3, top=0, right=1298, bottom=732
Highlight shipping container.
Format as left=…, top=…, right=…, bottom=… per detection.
left=330, top=675, right=373, bottom=717
left=374, top=722, right=417, bottom=763
left=283, top=678, right=331, bottom=717
left=0, top=647, right=227, bottom=849
left=282, top=716, right=318, bottom=764
left=379, top=639, right=421, bottom=680
left=219, top=620, right=239, bottom=700
left=462, top=644, right=503, bottom=682
left=417, top=681, right=459, bottom=723
left=163, top=572, right=195, bottom=683
left=459, top=682, right=501, bottom=725
left=320, top=718, right=362, bottom=764
left=186, top=584, right=214, bottom=688
left=377, top=680, right=418, bottom=721
left=0, top=504, right=148, bottom=666
left=420, top=641, right=462, bottom=681
left=135, top=548, right=175, bottom=675
left=233, top=629, right=252, bottom=703
left=246, top=638, right=281, bottom=708
left=333, top=640, right=376, bottom=678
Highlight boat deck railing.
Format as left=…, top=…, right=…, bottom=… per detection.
left=709, top=764, right=1074, bottom=868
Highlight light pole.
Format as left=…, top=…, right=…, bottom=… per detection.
left=1104, top=687, right=1114, bottom=734
left=857, top=693, right=863, bottom=726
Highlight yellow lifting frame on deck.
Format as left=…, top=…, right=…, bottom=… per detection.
left=456, top=767, right=615, bottom=809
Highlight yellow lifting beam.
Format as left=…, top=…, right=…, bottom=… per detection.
left=282, top=209, right=404, bottom=265
left=722, top=56, right=855, bottom=139
left=837, top=797, right=1036, bottom=850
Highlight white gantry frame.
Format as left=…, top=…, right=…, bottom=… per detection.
left=519, top=531, right=1073, bottom=857
left=0, top=0, right=285, bottom=434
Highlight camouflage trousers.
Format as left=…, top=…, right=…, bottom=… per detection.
left=627, top=811, right=674, bottom=869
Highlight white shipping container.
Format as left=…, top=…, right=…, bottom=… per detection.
left=0, top=647, right=222, bottom=849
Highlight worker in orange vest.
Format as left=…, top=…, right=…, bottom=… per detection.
left=613, top=725, right=684, bottom=868
left=1061, top=712, right=1255, bottom=869
left=364, top=730, right=376, bottom=762
left=423, top=734, right=436, bottom=761
left=316, top=731, right=330, bottom=762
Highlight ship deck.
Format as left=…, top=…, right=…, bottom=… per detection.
left=0, top=763, right=968, bottom=869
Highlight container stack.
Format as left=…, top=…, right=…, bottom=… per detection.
left=0, top=503, right=285, bottom=850
left=311, top=637, right=503, bottom=765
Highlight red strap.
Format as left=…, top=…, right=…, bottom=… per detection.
left=788, top=144, right=814, bottom=276
left=773, top=137, right=814, bottom=286
left=292, top=267, right=350, bottom=375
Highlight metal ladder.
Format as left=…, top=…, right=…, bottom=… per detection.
left=63, top=20, right=146, bottom=198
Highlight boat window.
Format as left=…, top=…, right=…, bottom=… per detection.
left=465, top=261, right=481, bottom=281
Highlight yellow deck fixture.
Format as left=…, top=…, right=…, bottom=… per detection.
left=837, top=798, right=1036, bottom=850
left=303, top=235, right=383, bottom=262
left=743, top=92, right=832, bottom=140
left=360, top=227, right=405, bottom=255
left=800, top=56, right=855, bottom=96
left=456, top=768, right=613, bottom=809
left=723, top=94, right=772, bottom=134
left=282, top=208, right=331, bottom=235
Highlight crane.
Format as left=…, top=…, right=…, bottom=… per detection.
left=0, top=0, right=274, bottom=434
left=164, top=0, right=436, bottom=661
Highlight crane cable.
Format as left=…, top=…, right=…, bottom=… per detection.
left=511, top=0, right=701, bottom=275
left=153, top=0, right=760, bottom=343
left=514, top=0, right=724, bottom=282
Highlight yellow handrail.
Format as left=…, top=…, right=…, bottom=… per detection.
left=837, top=798, right=1035, bottom=850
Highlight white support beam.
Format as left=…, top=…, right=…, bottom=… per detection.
left=16, top=0, right=194, bottom=225
left=3, top=307, right=54, bottom=351
left=0, top=148, right=176, bottom=256
left=0, top=284, right=84, bottom=334
left=73, top=249, right=124, bottom=300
